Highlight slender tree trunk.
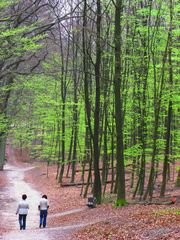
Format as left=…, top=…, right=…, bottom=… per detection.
left=82, top=0, right=93, bottom=141
left=66, top=128, right=74, bottom=178
left=102, top=115, right=108, bottom=184
left=71, top=105, right=78, bottom=183
left=101, top=38, right=111, bottom=185
left=83, top=142, right=93, bottom=198
left=0, top=77, right=12, bottom=170
left=82, top=0, right=94, bottom=198
left=114, top=0, right=126, bottom=204
left=110, top=112, right=115, bottom=193
left=70, top=0, right=79, bottom=183
left=144, top=33, right=170, bottom=201
left=160, top=0, right=173, bottom=197
left=56, top=119, right=61, bottom=180
left=0, top=135, right=6, bottom=170
left=58, top=100, right=65, bottom=183
left=93, top=0, right=102, bottom=204
left=57, top=20, right=69, bottom=183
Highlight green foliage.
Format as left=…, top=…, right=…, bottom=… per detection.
left=0, top=1, right=46, bottom=62
left=124, top=144, right=142, bottom=158
left=1, top=0, right=179, bottom=203
left=0, top=113, right=8, bottom=133
left=0, top=0, right=16, bottom=8
left=115, top=199, right=128, bottom=207
left=0, top=26, right=30, bottom=37
left=136, top=8, right=150, bottom=17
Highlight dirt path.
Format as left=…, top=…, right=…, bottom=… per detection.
left=0, top=145, right=99, bottom=240
left=1, top=146, right=179, bottom=240
left=2, top=223, right=91, bottom=240
left=0, top=163, right=90, bottom=240
left=1, top=164, right=41, bottom=230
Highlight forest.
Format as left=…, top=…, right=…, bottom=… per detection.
left=0, top=0, right=180, bottom=208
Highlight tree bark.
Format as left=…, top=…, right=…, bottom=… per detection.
left=0, top=135, right=6, bottom=170
left=114, top=0, right=126, bottom=203
left=93, top=0, right=102, bottom=204
left=160, top=0, right=173, bottom=197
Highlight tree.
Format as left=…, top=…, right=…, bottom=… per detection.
left=3, top=0, right=179, bottom=203
left=160, top=0, right=173, bottom=197
left=0, top=0, right=47, bottom=169
left=114, top=0, right=126, bottom=205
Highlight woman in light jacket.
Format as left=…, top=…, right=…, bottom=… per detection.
left=16, top=194, right=29, bottom=230
left=38, top=194, right=49, bottom=228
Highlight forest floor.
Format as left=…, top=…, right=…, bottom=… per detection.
left=0, top=145, right=179, bottom=240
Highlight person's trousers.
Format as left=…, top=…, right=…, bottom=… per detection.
left=40, top=210, right=48, bottom=227
left=19, top=214, right=27, bottom=230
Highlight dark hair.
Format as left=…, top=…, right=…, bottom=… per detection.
left=42, top=194, right=47, bottom=199
left=22, top=194, right=27, bottom=200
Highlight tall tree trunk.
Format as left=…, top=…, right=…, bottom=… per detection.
left=71, top=93, right=78, bottom=183
left=57, top=19, right=70, bottom=183
left=71, top=14, right=79, bottom=183
left=82, top=0, right=93, bottom=198
left=102, top=114, right=108, bottom=184
left=101, top=35, right=111, bottom=185
left=111, top=113, right=115, bottom=193
left=160, top=0, right=173, bottom=197
left=0, top=77, right=12, bottom=170
left=144, top=32, right=170, bottom=201
left=114, top=0, right=126, bottom=204
left=93, top=0, right=102, bottom=204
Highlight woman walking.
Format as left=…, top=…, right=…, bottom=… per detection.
left=16, top=194, right=29, bottom=230
left=38, top=194, right=49, bottom=228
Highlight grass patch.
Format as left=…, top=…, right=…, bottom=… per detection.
left=154, top=208, right=180, bottom=216
left=115, top=199, right=129, bottom=207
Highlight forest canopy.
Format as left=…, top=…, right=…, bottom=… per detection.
left=0, top=0, right=180, bottom=205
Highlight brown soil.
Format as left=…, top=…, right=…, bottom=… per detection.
left=1, top=145, right=180, bottom=239
left=0, top=170, right=8, bottom=234
left=24, top=160, right=180, bottom=240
